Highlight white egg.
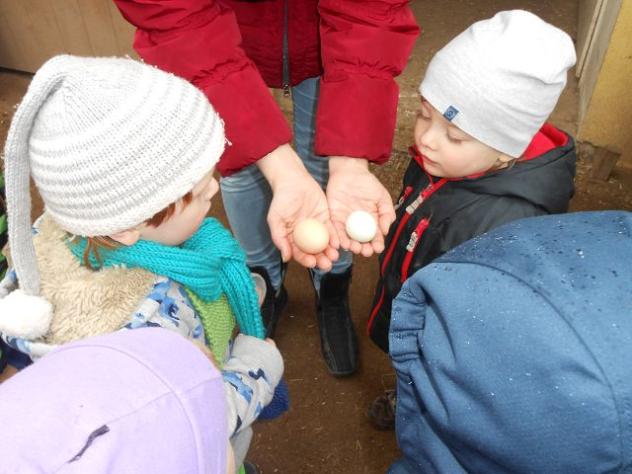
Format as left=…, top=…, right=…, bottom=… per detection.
left=345, top=211, right=377, bottom=243
left=293, top=218, right=329, bottom=254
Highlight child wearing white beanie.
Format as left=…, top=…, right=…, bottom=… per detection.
left=0, top=55, right=283, bottom=472
left=367, top=10, right=577, bottom=428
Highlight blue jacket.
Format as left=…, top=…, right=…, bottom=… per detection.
left=389, top=211, right=632, bottom=473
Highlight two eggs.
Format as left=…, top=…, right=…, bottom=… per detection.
left=293, top=211, right=377, bottom=254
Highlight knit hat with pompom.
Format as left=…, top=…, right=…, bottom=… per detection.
left=0, top=55, right=225, bottom=339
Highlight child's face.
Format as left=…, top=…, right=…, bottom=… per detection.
left=138, top=170, right=219, bottom=246
left=414, top=99, right=510, bottom=178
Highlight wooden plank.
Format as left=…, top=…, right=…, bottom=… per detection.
left=0, top=10, right=25, bottom=71
left=107, top=0, right=137, bottom=58
left=590, top=147, right=620, bottom=181
left=0, top=0, right=64, bottom=71
left=0, top=0, right=136, bottom=71
left=77, top=0, right=120, bottom=56
left=0, top=0, right=36, bottom=70
left=576, top=0, right=603, bottom=77
left=22, top=0, right=65, bottom=68
left=578, top=0, right=622, bottom=122
left=0, top=0, right=130, bottom=72
left=52, top=0, right=94, bottom=57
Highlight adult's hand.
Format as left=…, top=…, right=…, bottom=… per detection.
left=257, top=144, right=339, bottom=271
left=327, top=157, right=395, bottom=257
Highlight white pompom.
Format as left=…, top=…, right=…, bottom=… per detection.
left=0, top=289, right=53, bottom=339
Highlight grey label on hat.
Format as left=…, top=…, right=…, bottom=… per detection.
left=443, top=106, right=459, bottom=121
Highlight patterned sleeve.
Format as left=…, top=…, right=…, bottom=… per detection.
left=126, top=277, right=206, bottom=343
left=221, top=335, right=284, bottom=436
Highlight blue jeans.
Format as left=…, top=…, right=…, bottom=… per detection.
left=220, top=77, right=352, bottom=291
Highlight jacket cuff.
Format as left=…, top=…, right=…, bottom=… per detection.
left=315, top=74, right=399, bottom=164
left=198, top=69, right=293, bottom=177
left=230, top=334, right=284, bottom=388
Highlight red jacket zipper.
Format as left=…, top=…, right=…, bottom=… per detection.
left=367, top=178, right=447, bottom=333
left=400, top=218, right=430, bottom=282
left=394, top=186, right=413, bottom=211
left=369, top=142, right=513, bottom=336
left=379, top=187, right=428, bottom=276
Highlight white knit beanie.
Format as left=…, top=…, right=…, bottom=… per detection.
left=1, top=55, right=225, bottom=339
left=420, top=10, right=576, bottom=158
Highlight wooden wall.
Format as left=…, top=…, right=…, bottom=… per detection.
left=577, top=0, right=632, bottom=168
left=0, top=0, right=136, bottom=73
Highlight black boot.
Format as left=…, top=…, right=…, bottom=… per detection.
left=314, top=268, right=358, bottom=376
left=243, top=461, right=260, bottom=474
left=250, top=265, right=288, bottom=338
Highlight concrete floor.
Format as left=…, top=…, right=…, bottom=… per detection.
left=1, top=0, right=631, bottom=473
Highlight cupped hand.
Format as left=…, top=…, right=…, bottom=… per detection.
left=326, top=157, right=395, bottom=257
left=257, top=144, right=339, bottom=270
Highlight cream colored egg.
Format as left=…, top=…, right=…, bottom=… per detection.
left=293, top=218, right=329, bottom=254
left=345, top=210, right=377, bottom=243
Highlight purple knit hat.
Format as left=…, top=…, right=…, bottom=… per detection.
left=0, top=328, right=227, bottom=473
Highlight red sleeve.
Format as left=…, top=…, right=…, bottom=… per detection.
left=113, top=0, right=292, bottom=176
left=315, top=0, right=420, bottom=164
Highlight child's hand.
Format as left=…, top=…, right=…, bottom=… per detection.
left=264, top=338, right=276, bottom=347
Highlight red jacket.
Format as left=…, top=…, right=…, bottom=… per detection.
left=114, top=0, right=419, bottom=176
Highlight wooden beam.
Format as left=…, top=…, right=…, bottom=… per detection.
left=590, top=146, right=620, bottom=181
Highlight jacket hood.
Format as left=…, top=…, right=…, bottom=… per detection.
left=0, top=328, right=227, bottom=473
left=462, top=124, right=576, bottom=213
left=389, top=211, right=632, bottom=473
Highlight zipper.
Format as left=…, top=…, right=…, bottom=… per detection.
left=282, top=0, right=290, bottom=96
left=367, top=184, right=431, bottom=333
left=378, top=192, right=422, bottom=277
left=400, top=218, right=430, bottom=282
left=367, top=178, right=448, bottom=334
left=381, top=178, right=446, bottom=277
left=394, top=186, right=413, bottom=211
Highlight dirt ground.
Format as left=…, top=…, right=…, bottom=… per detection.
left=1, top=0, right=631, bottom=473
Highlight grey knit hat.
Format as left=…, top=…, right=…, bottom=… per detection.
left=0, top=55, right=225, bottom=339
left=420, top=10, right=576, bottom=158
